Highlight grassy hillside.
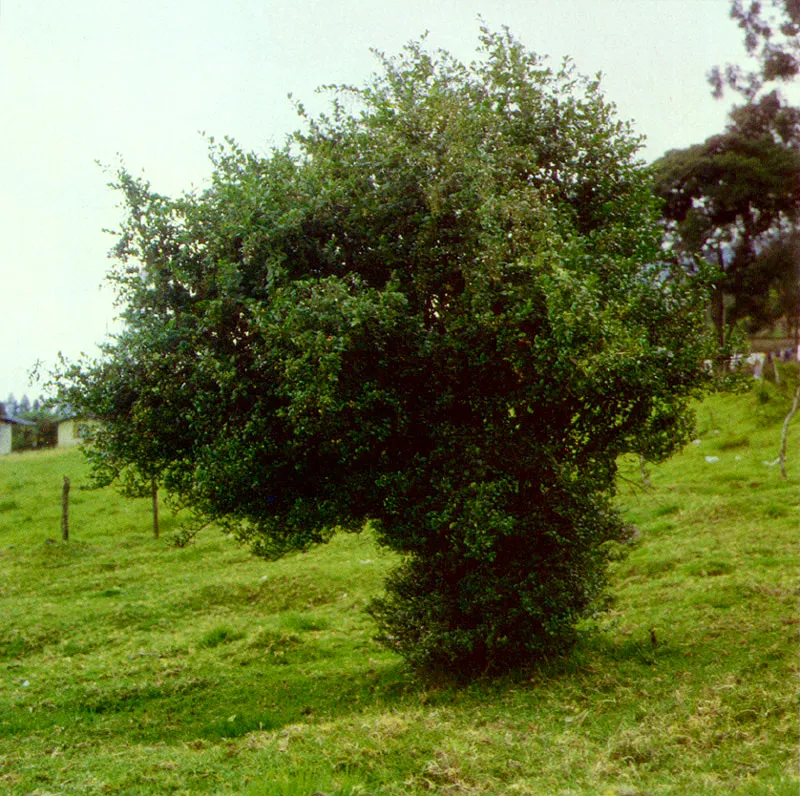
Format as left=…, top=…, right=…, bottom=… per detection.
left=0, top=376, right=797, bottom=795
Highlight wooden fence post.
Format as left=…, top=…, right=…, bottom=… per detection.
left=152, top=478, right=159, bottom=539
left=61, top=476, right=70, bottom=541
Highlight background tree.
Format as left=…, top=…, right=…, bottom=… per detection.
left=651, top=115, right=800, bottom=344
left=54, top=28, right=716, bottom=677
left=760, top=229, right=800, bottom=340
left=653, top=0, right=800, bottom=347
left=708, top=0, right=799, bottom=101
left=12, top=397, right=60, bottom=451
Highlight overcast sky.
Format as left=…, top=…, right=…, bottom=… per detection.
left=0, top=0, right=780, bottom=399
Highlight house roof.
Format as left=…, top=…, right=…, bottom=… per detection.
left=0, top=416, right=35, bottom=426
left=0, top=402, right=36, bottom=426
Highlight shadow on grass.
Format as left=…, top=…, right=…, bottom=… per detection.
left=0, top=658, right=419, bottom=744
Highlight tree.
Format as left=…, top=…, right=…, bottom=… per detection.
left=12, top=398, right=60, bottom=450
left=651, top=115, right=800, bottom=344
left=733, top=226, right=800, bottom=339
left=696, top=0, right=800, bottom=343
left=54, top=28, right=716, bottom=677
left=709, top=0, right=800, bottom=101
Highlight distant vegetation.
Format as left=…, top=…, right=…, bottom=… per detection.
left=1, top=393, right=61, bottom=452
left=0, top=378, right=797, bottom=794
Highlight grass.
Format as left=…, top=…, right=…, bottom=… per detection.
left=0, top=375, right=798, bottom=795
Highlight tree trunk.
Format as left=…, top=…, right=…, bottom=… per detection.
left=711, top=287, right=726, bottom=350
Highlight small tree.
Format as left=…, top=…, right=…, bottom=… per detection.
left=12, top=400, right=63, bottom=451
left=55, top=28, right=716, bottom=676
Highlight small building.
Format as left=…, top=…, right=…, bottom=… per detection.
left=56, top=417, right=98, bottom=448
left=0, top=413, right=36, bottom=455
left=0, top=417, right=12, bottom=455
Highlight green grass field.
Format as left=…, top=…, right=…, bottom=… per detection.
left=1, top=375, right=798, bottom=795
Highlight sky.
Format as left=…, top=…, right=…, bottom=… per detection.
left=0, top=0, right=781, bottom=400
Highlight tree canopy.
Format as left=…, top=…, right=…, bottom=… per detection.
left=55, top=28, right=716, bottom=676
left=709, top=0, right=800, bottom=101
left=651, top=108, right=800, bottom=340
left=654, top=0, right=800, bottom=344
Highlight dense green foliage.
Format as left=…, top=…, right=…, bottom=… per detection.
left=672, top=0, right=800, bottom=343
left=1, top=395, right=58, bottom=451
left=12, top=410, right=60, bottom=453
left=651, top=103, right=800, bottom=341
left=54, top=29, right=716, bottom=675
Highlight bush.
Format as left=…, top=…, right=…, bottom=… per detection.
left=53, top=28, right=715, bottom=677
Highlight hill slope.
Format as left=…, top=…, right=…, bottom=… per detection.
left=0, top=376, right=797, bottom=795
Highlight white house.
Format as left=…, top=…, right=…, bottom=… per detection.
left=57, top=417, right=97, bottom=448
left=0, top=413, right=36, bottom=455
left=0, top=418, right=12, bottom=455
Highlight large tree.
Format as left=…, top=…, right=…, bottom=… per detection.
left=55, top=29, right=715, bottom=676
left=651, top=112, right=800, bottom=343
left=653, top=0, right=800, bottom=345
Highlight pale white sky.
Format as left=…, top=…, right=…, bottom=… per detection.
left=0, top=0, right=780, bottom=399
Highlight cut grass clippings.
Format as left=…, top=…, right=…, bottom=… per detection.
left=0, top=374, right=798, bottom=795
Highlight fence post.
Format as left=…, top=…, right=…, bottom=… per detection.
left=61, top=476, right=70, bottom=541
left=152, top=478, right=159, bottom=539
